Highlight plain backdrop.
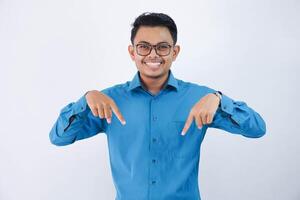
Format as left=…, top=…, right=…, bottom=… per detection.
left=1, top=0, right=299, bottom=199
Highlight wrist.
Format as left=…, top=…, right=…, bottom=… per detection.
left=213, top=91, right=222, bottom=106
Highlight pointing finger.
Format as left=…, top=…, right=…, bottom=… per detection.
left=110, top=101, right=126, bottom=125
left=181, top=113, right=194, bottom=136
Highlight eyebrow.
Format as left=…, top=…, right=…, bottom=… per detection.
left=137, top=41, right=170, bottom=45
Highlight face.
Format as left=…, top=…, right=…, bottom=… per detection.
left=128, top=26, right=180, bottom=80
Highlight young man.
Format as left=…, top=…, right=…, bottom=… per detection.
left=49, top=12, right=266, bottom=200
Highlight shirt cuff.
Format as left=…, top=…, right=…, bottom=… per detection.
left=219, top=94, right=247, bottom=125
left=72, top=94, right=88, bottom=115
left=59, top=94, right=89, bottom=132
left=219, top=94, right=234, bottom=115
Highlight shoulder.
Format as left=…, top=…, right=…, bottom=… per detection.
left=177, top=79, right=216, bottom=95
left=99, top=82, right=129, bottom=96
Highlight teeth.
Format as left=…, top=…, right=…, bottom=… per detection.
left=145, top=62, right=162, bottom=67
left=146, top=62, right=160, bottom=66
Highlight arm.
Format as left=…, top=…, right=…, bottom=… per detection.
left=49, top=91, right=108, bottom=146
left=208, top=92, right=266, bottom=138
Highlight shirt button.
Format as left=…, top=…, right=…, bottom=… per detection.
left=152, top=159, right=156, bottom=163
left=153, top=116, right=157, bottom=121
left=152, top=138, right=157, bottom=143
left=152, top=180, right=156, bottom=185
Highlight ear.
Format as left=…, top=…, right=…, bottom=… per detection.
left=172, top=45, right=180, bottom=61
left=128, top=45, right=135, bottom=61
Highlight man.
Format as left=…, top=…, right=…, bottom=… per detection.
left=49, top=12, right=266, bottom=200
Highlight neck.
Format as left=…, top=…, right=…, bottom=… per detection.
left=139, top=71, right=169, bottom=95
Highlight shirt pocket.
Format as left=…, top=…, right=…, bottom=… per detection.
left=168, top=119, right=203, bottom=159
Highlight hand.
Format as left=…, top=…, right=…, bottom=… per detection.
left=181, top=93, right=220, bottom=136
left=85, top=90, right=126, bottom=125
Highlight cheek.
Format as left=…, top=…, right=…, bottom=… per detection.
left=138, top=57, right=145, bottom=64
left=164, top=56, right=173, bottom=63
left=132, top=54, right=143, bottom=63
left=134, top=57, right=145, bottom=66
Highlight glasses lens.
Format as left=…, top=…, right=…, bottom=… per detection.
left=136, top=44, right=151, bottom=56
left=156, top=44, right=171, bottom=56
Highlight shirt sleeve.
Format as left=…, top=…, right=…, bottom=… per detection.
left=207, top=92, right=266, bottom=138
left=49, top=89, right=109, bottom=146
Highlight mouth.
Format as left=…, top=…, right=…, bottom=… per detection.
left=142, top=61, right=163, bottom=70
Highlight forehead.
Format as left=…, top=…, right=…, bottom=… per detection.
left=134, top=26, right=173, bottom=44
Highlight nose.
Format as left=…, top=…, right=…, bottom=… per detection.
left=148, top=47, right=159, bottom=57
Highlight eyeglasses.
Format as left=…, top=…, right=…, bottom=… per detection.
left=135, top=42, right=173, bottom=56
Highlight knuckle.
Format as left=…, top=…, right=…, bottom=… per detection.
left=90, top=104, right=97, bottom=109
left=114, top=107, right=120, bottom=113
left=190, top=111, right=196, bottom=117
left=202, top=110, right=208, bottom=115
left=102, top=102, right=109, bottom=107
left=98, top=103, right=104, bottom=109
left=190, top=108, right=196, bottom=114
left=109, top=99, right=115, bottom=105
left=98, top=108, right=103, bottom=113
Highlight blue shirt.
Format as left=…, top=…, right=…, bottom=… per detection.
left=49, top=70, right=266, bottom=200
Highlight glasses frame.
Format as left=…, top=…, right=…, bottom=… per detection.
left=135, top=42, right=173, bottom=56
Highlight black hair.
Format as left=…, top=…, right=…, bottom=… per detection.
left=130, top=12, right=177, bottom=45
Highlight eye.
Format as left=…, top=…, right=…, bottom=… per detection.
left=138, top=44, right=150, bottom=50
left=157, top=44, right=170, bottom=51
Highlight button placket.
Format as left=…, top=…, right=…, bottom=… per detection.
left=149, top=97, right=160, bottom=192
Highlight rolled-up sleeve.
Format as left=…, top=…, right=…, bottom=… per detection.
left=49, top=91, right=108, bottom=146
left=208, top=93, right=266, bottom=138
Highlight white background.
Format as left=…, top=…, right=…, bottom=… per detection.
left=1, top=0, right=299, bottom=199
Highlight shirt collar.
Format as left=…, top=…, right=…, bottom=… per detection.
left=127, top=70, right=179, bottom=92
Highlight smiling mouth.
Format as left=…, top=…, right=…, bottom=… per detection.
left=143, top=61, right=163, bottom=69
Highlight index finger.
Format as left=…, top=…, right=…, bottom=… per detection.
left=181, top=113, right=194, bottom=136
left=110, top=101, right=126, bottom=125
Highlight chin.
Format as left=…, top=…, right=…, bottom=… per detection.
left=140, top=69, right=167, bottom=79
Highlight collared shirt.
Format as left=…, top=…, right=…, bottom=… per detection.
left=49, top=70, right=266, bottom=200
